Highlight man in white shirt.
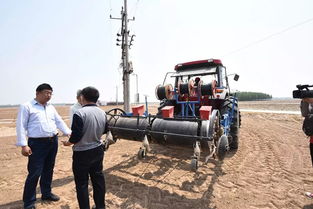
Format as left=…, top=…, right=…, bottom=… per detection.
left=69, top=89, right=82, bottom=127
left=16, top=83, right=71, bottom=209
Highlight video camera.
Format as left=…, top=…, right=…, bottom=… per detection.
left=293, top=84, right=313, bottom=99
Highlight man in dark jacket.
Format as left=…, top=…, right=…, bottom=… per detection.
left=301, top=98, right=313, bottom=164
left=301, top=98, right=313, bottom=199
left=62, top=86, right=107, bottom=209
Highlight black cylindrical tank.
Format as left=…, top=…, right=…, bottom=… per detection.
left=109, top=117, right=149, bottom=141
left=109, top=116, right=211, bottom=148
left=150, top=118, right=199, bottom=146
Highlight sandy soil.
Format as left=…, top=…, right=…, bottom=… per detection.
left=1, top=101, right=313, bottom=209
left=239, top=99, right=302, bottom=111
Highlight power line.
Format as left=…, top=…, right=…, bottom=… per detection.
left=223, top=17, right=313, bottom=57
left=109, top=0, right=112, bottom=13
left=127, top=0, right=140, bottom=38
left=129, top=0, right=140, bottom=18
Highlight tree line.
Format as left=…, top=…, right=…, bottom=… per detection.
left=235, top=92, right=272, bottom=101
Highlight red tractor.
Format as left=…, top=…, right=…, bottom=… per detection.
left=107, top=59, right=240, bottom=171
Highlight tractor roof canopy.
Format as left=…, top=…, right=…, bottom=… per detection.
left=171, top=67, right=218, bottom=77
left=174, top=59, right=223, bottom=71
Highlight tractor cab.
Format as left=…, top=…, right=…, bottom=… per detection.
left=156, top=59, right=239, bottom=117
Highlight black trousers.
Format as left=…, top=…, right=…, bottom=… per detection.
left=23, top=136, right=58, bottom=208
left=73, top=145, right=105, bottom=209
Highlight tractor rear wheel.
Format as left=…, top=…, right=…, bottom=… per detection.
left=217, top=135, right=228, bottom=160
left=221, top=98, right=241, bottom=150
left=230, top=109, right=240, bottom=150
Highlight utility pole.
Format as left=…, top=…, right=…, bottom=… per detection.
left=110, top=0, right=135, bottom=112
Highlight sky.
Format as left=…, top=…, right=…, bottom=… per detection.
left=1, top=0, right=313, bottom=105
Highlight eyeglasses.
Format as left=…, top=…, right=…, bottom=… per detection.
left=41, top=90, right=53, bottom=96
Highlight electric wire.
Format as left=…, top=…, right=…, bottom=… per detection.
left=108, top=0, right=124, bottom=96
left=223, top=16, right=313, bottom=57
left=129, top=0, right=140, bottom=18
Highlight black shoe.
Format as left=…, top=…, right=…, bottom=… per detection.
left=24, top=206, right=36, bottom=209
left=41, top=193, right=60, bottom=201
left=92, top=205, right=105, bottom=209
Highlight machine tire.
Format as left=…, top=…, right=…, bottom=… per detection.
left=221, top=99, right=240, bottom=150
left=229, top=110, right=241, bottom=150
left=137, top=148, right=146, bottom=160
left=191, top=158, right=198, bottom=172
left=106, top=108, right=126, bottom=142
left=217, top=135, right=228, bottom=160
left=106, top=108, right=126, bottom=123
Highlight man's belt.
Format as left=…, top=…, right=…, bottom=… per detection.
left=29, top=134, right=58, bottom=141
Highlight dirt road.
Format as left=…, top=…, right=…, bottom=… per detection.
left=1, top=104, right=313, bottom=209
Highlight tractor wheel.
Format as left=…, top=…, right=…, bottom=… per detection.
left=106, top=108, right=126, bottom=142
left=229, top=109, right=241, bottom=150
left=217, top=135, right=229, bottom=160
left=221, top=99, right=240, bottom=150
left=106, top=108, right=126, bottom=123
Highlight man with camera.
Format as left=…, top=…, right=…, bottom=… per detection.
left=293, top=85, right=313, bottom=198
left=299, top=97, right=313, bottom=198
left=293, top=86, right=313, bottom=145
left=301, top=98, right=313, bottom=164
left=303, top=98, right=313, bottom=104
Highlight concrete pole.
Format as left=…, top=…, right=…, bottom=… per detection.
left=123, top=0, right=130, bottom=112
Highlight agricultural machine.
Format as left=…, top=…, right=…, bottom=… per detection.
left=107, top=59, right=241, bottom=171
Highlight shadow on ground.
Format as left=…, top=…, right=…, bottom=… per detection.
left=104, top=144, right=226, bottom=209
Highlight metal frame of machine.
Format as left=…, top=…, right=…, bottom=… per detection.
left=107, top=59, right=240, bottom=171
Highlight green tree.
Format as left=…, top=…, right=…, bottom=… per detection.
left=236, top=92, right=272, bottom=101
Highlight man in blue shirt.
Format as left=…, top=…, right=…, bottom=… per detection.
left=63, top=86, right=107, bottom=209
left=16, top=83, right=71, bottom=209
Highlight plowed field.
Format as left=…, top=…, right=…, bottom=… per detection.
left=1, top=101, right=313, bottom=209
